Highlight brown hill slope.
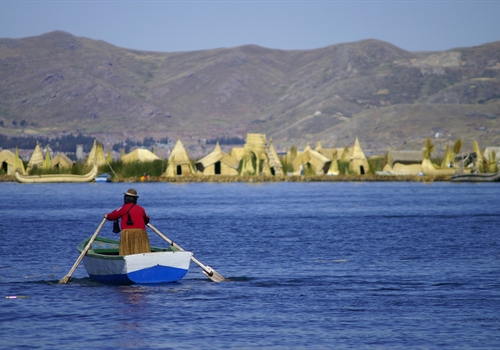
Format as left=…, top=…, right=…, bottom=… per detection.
left=1, top=31, right=499, bottom=153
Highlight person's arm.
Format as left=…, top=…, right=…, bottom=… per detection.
left=104, top=205, right=127, bottom=221
left=142, top=207, right=150, bottom=225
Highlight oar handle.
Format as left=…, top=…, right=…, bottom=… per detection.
left=147, top=223, right=214, bottom=276
left=59, top=218, right=107, bottom=284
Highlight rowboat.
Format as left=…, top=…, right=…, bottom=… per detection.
left=15, top=165, right=98, bottom=183
left=78, top=236, right=192, bottom=284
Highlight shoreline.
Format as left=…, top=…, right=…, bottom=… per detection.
left=1, top=174, right=451, bottom=183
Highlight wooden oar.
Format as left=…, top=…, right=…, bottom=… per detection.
left=58, top=218, right=107, bottom=284
left=147, top=223, right=226, bottom=282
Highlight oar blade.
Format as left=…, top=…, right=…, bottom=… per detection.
left=147, top=223, right=227, bottom=282
left=203, top=269, right=226, bottom=282
left=58, top=275, right=71, bottom=284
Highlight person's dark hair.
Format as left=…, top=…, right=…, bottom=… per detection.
left=124, top=195, right=137, bottom=204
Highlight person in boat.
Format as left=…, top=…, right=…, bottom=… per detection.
left=104, top=188, right=151, bottom=256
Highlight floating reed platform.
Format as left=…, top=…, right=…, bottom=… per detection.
left=1, top=174, right=451, bottom=183
left=121, top=174, right=450, bottom=183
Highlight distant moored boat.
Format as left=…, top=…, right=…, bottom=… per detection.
left=451, top=171, right=500, bottom=182
left=95, top=173, right=112, bottom=182
left=15, top=165, right=98, bottom=183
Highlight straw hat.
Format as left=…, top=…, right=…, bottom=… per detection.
left=124, top=188, right=139, bottom=197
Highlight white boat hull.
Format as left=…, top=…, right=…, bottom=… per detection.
left=82, top=250, right=192, bottom=284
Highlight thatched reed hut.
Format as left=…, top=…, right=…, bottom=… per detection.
left=196, top=142, right=239, bottom=175
left=349, top=138, right=370, bottom=175
left=292, top=143, right=331, bottom=175
left=27, top=142, right=44, bottom=171
left=0, top=148, right=26, bottom=175
left=165, top=139, right=195, bottom=176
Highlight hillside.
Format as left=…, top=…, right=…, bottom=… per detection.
left=1, top=31, right=499, bottom=154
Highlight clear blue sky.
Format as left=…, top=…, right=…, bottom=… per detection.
left=1, top=0, right=499, bottom=53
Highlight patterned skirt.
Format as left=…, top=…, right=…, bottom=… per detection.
left=119, top=229, right=151, bottom=256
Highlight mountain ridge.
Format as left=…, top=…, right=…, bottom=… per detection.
left=1, top=31, right=499, bottom=154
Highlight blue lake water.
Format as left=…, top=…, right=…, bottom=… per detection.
left=1, top=181, right=499, bottom=349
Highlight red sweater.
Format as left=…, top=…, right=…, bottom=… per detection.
left=106, top=203, right=150, bottom=230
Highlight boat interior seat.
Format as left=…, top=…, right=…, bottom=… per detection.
left=91, top=248, right=120, bottom=255
left=89, top=247, right=179, bottom=255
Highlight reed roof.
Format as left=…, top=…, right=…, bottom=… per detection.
left=267, top=139, right=283, bottom=167
left=169, top=139, right=191, bottom=164
left=327, top=156, right=339, bottom=175
left=483, top=147, right=500, bottom=159
left=28, top=142, right=44, bottom=169
left=243, top=133, right=267, bottom=159
left=385, top=163, right=422, bottom=175
left=43, top=146, right=52, bottom=170
left=197, top=143, right=239, bottom=169
left=230, top=147, right=245, bottom=161
left=85, top=140, right=106, bottom=167
left=315, top=140, right=353, bottom=161
left=351, top=138, right=367, bottom=160
left=52, top=153, right=73, bottom=169
left=122, top=148, right=160, bottom=163
left=318, top=147, right=349, bottom=161
left=387, top=150, right=423, bottom=166
left=245, top=133, right=266, bottom=146
left=292, top=148, right=330, bottom=172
